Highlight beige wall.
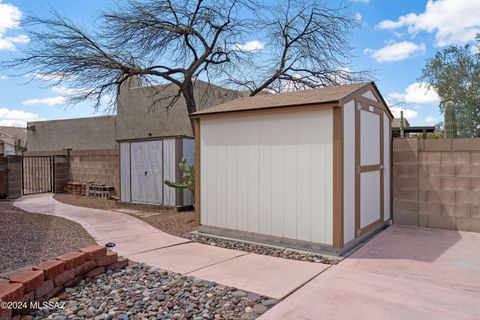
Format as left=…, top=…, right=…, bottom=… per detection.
left=26, top=79, right=245, bottom=152
left=27, top=116, right=117, bottom=152
left=393, top=138, right=480, bottom=232
left=115, top=79, right=246, bottom=141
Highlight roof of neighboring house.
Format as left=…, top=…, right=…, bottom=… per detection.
left=392, top=126, right=435, bottom=133
left=392, top=118, right=411, bottom=128
left=0, top=126, right=27, bottom=147
left=192, top=81, right=392, bottom=117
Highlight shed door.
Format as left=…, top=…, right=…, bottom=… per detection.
left=357, top=103, right=384, bottom=236
left=131, top=141, right=163, bottom=204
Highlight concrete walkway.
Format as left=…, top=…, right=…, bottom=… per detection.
left=14, top=194, right=329, bottom=299
left=260, top=225, right=480, bottom=320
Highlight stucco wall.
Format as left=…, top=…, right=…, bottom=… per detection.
left=27, top=116, right=117, bottom=152
left=115, top=79, right=246, bottom=141
left=26, top=79, right=245, bottom=152
left=393, top=138, right=480, bottom=232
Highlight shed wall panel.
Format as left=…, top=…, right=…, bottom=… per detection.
left=225, top=132, right=238, bottom=229
left=360, top=170, right=381, bottom=228
left=163, top=139, right=176, bottom=206
left=343, top=100, right=356, bottom=243
left=216, top=131, right=227, bottom=228
left=182, top=138, right=195, bottom=206
left=200, top=109, right=333, bottom=245
left=120, top=142, right=131, bottom=202
left=360, top=110, right=381, bottom=166
left=258, top=119, right=273, bottom=235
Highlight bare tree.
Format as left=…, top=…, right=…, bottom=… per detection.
left=1, top=0, right=366, bottom=131
left=228, top=0, right=366, bottom=94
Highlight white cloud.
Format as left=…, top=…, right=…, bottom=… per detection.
left=425, top=115, right=438, bottom=123
left=22, top=96, right=67, bottom=106
left=0, top=107, right=45, bottom=127
left=0, top=0, right=21, bottom=34
left=51, top=85, right=90, bottom=95
left=364, top=41, right=425, bottom=63
left=0, top=75, right=7, bottom=80
left=353, top=13, right=363, bottom=23
left=0, top=34, right=29, bottom=50
left=376, top=0, right=480, bottom=46
left=0, top=1, right=28, bottom=51
left=390, top=106, right=418, bottom=120
left=388, top=82, right=440, bottom=105
left=5, top=34, right=29, bottom=43
left=351, top=0, right=369, bottom=3
left=33, top=71, right=71, bottom=82
left=232, top=40, right=265, bottom=52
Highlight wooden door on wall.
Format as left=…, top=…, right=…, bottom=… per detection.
left=356, top=102, right=384, bottom=236
left=130, top=141, right=163, bottom=204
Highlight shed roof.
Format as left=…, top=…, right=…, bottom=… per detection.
left=192, top=81, right=389, bottom=117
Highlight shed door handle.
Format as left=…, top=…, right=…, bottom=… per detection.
left=144, top=171, right=148, bottom=175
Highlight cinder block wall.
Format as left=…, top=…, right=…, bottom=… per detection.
left=393, top=138, right=480, bottom=232
left=6, top=155, right=22, bottom=198
left=68, top=149, right=119, bottom=194
left=54, top=155, right=69, bottom=194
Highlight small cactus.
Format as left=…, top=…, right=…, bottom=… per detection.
left=400, top=110, right=405, bottom=138
left=164, top=157, right=195, bottom=197
left=444, top=101, right=457, bottom=139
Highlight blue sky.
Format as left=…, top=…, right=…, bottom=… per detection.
left=0, top=0, right=479, bottom=127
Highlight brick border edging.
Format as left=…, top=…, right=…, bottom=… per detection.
left=0, top=245, right=128, bottom=320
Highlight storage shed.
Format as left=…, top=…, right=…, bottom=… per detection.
left=192, top=82, right=393, bottom=253
left=119, top=137, right=194, bottom=206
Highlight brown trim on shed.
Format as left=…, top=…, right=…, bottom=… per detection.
left=116, top=135, right=193, bottom=143
left=359, top=164, right=382, bottom=173
left=339, top=82, right=394, bottom=120
left=354, top=100, right=361, bottom=237
left=191, top=102, right=338, bottom=119
left=197, top=225, right=339, bottom=255
left=333, top=106, right=344, bottom=249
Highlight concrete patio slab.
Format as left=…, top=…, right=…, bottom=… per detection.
left=87, top=222, right=159, bottom=241
left=128, top=242, right=248, bottom=274
left=189, top=253, right=330, bottom=299
left=260, top=225, right=480, bottom=320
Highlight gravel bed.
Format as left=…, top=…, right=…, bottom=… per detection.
left=0, top=200, right=96, bottom=274
left=53, top=194, right=117, bottom=210
left=135, top=212, right=197, bottom=237
left=29, top=263, right=277, bottom=320
left=186, top=233, right=338, bottom=265
left=53, top=194, right=197, bottom=237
